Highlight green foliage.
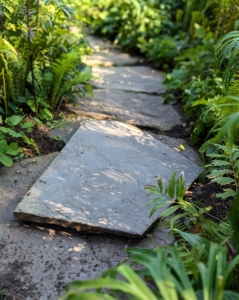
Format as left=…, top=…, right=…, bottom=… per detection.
left=0, top=140, right=18, bottom=166
left=146, top=172, right=231, bottom=254
left=205, top=143, right=239, bottom=199
left=0, top=0, right=92, bottom=116
left=60, top=244, right=239, bottom=300
left=215, top=31, right=239, bottom=91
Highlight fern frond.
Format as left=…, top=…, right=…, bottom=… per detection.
left=215, top=30, right=239, bottom=90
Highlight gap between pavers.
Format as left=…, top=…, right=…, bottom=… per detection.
left=15, top=120, right=201, bottom=238
left=50, top=115, right=199, bottom=163
left=66, top=89, right=182, bottom=131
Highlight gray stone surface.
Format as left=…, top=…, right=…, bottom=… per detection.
left=14, top=121, right=201, bottom=237
left=49, top=115, right=91, bottom=144
left=0, top=154, right=173, bottom=300
left=67, top=89, right=182, bottom=131
left=86, top=35, right=117, bottom=50
left=82, top=49, right=143, bottom=67
left=91, top=66, right=165, bottom=94
left=151, top=133, right=200, bottom=163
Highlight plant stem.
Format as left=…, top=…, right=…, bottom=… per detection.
left=35, top=0, right=39, bottom=31
left=211, top=194, right=224, bottom=220
left=26, top=0, right=38, bottom=118
left=2, top=68, right=7, bottom=117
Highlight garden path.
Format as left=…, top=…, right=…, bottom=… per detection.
left=0, top=35, right=200, bottom=299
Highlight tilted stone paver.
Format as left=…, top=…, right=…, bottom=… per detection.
left=91, top=66, right=165, bottom=94
left=14, top=121, right=201, bottom=237
left=67, top=89, right=182, bottom=131
left=0, top=154, right=173, bottom=300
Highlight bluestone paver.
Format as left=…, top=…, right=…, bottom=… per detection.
left=91, top=66, right=165, bottom=94
left=0, top=154, right=173, bottom=300
left=14, top=121, right=201, bottom=237
left=68, top=89, right=182, bottom=131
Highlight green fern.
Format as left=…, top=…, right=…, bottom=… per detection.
left=206, top=143, right=239, bottom=199
left=215, top=30, right=239, bottom=91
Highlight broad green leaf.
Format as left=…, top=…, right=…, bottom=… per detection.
left=5, top=115, right=25, bottom=126
left=0, top=140, right=8, bottom=154
left=0, top=127, right=23, bottom=138
left=207, top=169, right=233, bottom=178
left=27, top=99, right=37, bottom=112
left=207, top=160, right=231, bottom=167
left=0, top=153, right=12, bottom=166
left=21, top=122, right=33, bottom=129
left=211, top=177, right=235, bottom=185
left=216, top=189, right=236, bottom=199
left=6, top=142, right=18, bottom=155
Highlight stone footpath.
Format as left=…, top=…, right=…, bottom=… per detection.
left=0, top=35, right=201, bottom=300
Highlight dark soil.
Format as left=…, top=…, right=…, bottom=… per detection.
left=20, top=123, right=65, bottom=158
left=186, top=179, right=233, bottom=221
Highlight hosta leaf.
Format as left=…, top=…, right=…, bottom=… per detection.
left=0, top=153, right=13, bottom=166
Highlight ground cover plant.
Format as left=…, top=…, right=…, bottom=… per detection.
left=60, top=0, right=239, bottom=298
left=0, top=0, right=92, bottom=166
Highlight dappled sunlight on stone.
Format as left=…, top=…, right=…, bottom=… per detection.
left=68, top=89, right=182, bottom=131
left=91, top=66, right=165, bottom=94
left=14, top=120, right=201, bottom=237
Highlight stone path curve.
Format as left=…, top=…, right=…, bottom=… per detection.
left=0, top=34, right=201, bottom=300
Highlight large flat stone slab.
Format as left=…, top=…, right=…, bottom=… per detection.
left=68, top=89, right=182, bottom=131
left=91, top=66, right=165, bottom=94
left=82, top=48, right=143, bottom=67
left=14, top=121, right=201, bottom=237
left=0, top=154, right=173, bottom=299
